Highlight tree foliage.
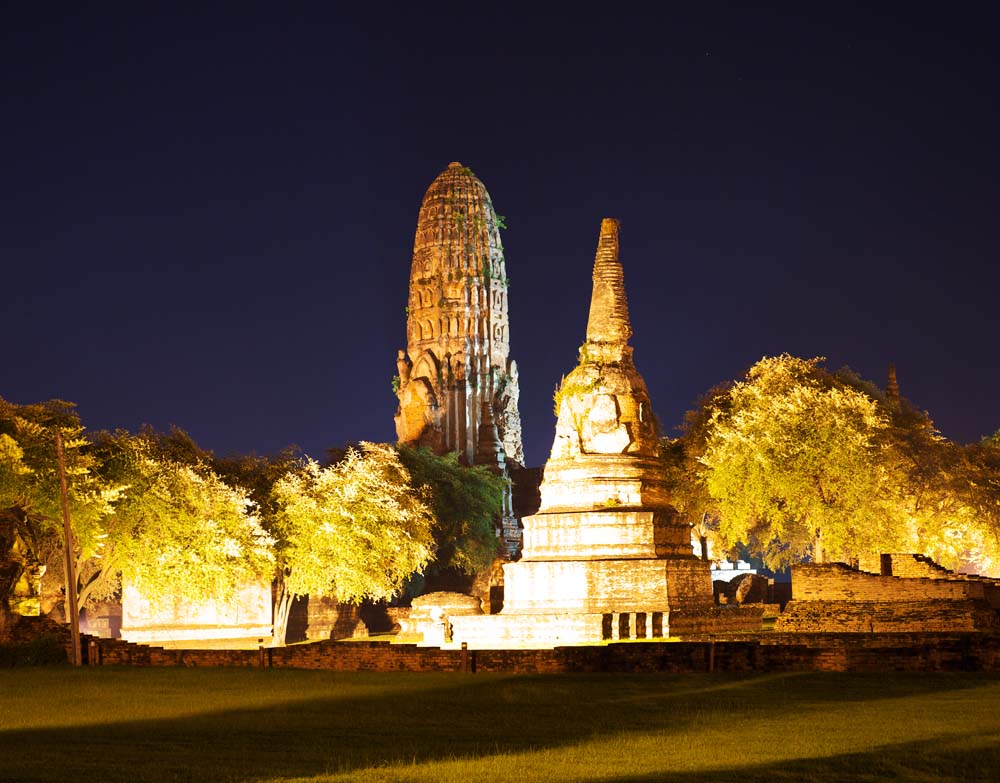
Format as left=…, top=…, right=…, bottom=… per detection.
left=1, top=404, right=276, bottom=616
left=87, top=431, right=274, bottom=608
left=269, top=443, right=435, bottom=642
left=395, top=446, right=504, bottom=576
left=0, top=397, right=115, bottom=551
left=682, top=355, right=1000, bottom=571
left=698, top=356, right=894, bottom=566
left=3, top=394, right=499, bottom=643
left=1, top=397, right=118, bottom=610
left=661, top=382, right=733, bottom=559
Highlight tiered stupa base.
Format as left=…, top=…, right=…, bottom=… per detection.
left=502, top=552, right=713, bottom=613
left=450, top=550, right=736, bottom=647
left=450, top=605, right=762, bottom=648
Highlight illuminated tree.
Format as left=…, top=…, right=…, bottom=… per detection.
left=966, top=432, right=1000, bottom=548
left=687, top=356, right=1000, bottom=571
left=0, top=397, right=115, bottom=612
left=909, top=431, right=1000, bottom=573
left=694, top=356, right=899, bottom=567
left=661, top=382, right=732, bottom=561
left=84, top=431, right=274, bottom=609
left=270, top=443, right=435, bottom=643
left=1, top=406, right=276, bottom=619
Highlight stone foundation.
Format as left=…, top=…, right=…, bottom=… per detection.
left=522, top=509, right=693, bottom=560
left=80, top=598, right=122, bottom=639
left=502, top=556, right=713, bottom=614
left=450, top=605, right=763, bottom=648
left=79, top=626, right=1000, bottom=673
left=299, top=596, right=368, bottom=641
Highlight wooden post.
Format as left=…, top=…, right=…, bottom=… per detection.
left=54, top=429, right=82, bottom=667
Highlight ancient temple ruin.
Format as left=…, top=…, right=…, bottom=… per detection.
left=449, top=219, right=760, bottom=647
left=395, top=162, right=523, bottom=552
left=395, top=162, right=523, bottom=467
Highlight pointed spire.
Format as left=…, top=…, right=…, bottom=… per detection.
left=585, top=218, right=633, bottom=345
left=887, top=363, right=900, bottom=402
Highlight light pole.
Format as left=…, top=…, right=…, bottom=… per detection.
left=54, top=429, right=81, bottom=666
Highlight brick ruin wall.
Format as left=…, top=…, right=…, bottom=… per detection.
left=8, top=610, right=1000, bottom=673
left=857, top=552, right=967, bottom=580
left=69, top=631, right=1000, bottom=673
left=776, top=561, right=1000, bottom=633
left=791, top=563, right=986, bottom=602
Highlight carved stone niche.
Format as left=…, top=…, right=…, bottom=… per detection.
left=396, top=377, right=439, bottom=444
left=581, top=393, right=632, bottom=454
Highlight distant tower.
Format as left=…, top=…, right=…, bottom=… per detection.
left=886, top=363, right=900, bottom=402
left=395, top=162, right=524, bottom=467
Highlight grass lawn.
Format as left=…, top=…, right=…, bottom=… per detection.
left=1, top=668, right=999, bottom=782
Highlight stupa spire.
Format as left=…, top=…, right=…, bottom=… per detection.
left=586, top=218, right=633, bottom=346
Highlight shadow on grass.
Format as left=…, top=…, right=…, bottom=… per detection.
left=0, top=670, right=997, bottom=782
left=591, top=730, right=1000, bottom=783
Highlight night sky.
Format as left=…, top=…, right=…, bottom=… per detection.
left=4, top=5, right=998, bottom=468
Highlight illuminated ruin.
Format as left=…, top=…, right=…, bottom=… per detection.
left=395, top=162, right=523, bottom=464
left=449, top=219, right=760, bottom=647
left=394, top=162, right=523, bottom=553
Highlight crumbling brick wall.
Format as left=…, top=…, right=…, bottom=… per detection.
left=776, top=562, right=1000, bottom=633
left=792, top=563, right=986, bottom=602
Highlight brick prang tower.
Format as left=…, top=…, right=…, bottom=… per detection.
left=394, top=162, right=524, bottom=554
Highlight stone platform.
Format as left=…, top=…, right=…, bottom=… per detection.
left=450, top=605, right=764, bottom=648
left=503, top=555, right=713, bottom=613
left=521, top=508, right=695, bottom=560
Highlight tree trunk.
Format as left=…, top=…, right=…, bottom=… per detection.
left=699, top=535, right=709, bottom=561
left=272, top=579, right=292, bottom=646
left=814, top=529, right=824, bottom=563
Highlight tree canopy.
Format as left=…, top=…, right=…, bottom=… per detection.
left=86, top=430, right=274, bottom=608
left=269, top=442, right=435, bottom=642
left=395, top=446, right=504, bottom=577
left=697, top=356, right=894, bottom=566
left=3, top=394, right=502, bottom=640
left=1, top=397, right=118, bottom=612
left=676, top=355, right=1000, bottom=571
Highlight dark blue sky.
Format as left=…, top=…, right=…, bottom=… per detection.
left=4, top=4, right=998, bottom=467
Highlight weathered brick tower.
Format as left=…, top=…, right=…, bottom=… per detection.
left=394, top=162, right=523, bottom=553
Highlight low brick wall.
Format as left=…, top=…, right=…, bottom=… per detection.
left=78, top=631, right=1000, bottom=674
left=793, top=563, right=985, bottom=602
left=775, top=600, right=999, bottom=634
left=777, top=563, right=1000, bottom=633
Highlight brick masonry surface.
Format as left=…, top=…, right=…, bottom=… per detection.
left=69, top=631, right=1000, bottom=673
left=775, top=562, right=1000, bottom=633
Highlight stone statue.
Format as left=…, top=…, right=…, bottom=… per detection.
left=396, top=349, right=411, bottom=387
